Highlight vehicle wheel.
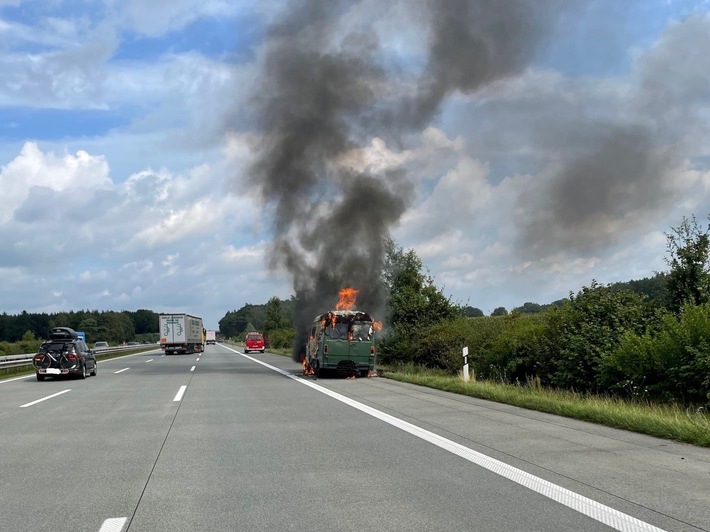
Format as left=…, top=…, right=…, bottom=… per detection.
left=79, top=363, right=86, bottom=379
left=314, top=359, right=321, bottom=378
left=36, top=372, right=45, bottom=381
left=90, top=363, right=97, bottom=377
left=244, top=349, right=249, bottom=354
left=360, top=370, right=369, bottom=378
left=261, top=349, right=265, bottom=353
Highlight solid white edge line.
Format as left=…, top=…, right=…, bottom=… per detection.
left=173, top=384, right=187, bottom=402
left=114, top=368, right=130, bottom=374
left=190, top=366, right=196, bottom=372
left=221, top=344, right=667, bottom=532
left=99, top=516, right=127, bottom=532
left=0, top=374, right=31, bottom=384
left=20, top=389, right=71, bottom=408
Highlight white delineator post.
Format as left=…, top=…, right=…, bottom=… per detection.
left=462, top=346, right=470, bottom=382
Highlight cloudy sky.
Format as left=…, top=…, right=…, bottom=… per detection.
left=2, top=0, right=710, bottom=330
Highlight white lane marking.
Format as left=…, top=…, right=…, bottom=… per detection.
left=114, top=368, right=130, bottom=374
left=173, top=385, right=187, bottom=402
left=196, top=357, right=200, bottom=361
left=1, top=374, right=30, bottom=384
left=146, top=359, right=154, bottom=363
left=99, top=517, right=127, bottom=532
left=190, top=366, right=196, bottom=372
left=221, top=344, right=666, bottom=532
left=20, top=389, right=71, bottom=408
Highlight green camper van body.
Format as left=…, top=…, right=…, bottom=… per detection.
left=306, top=310, right=376, bottom=377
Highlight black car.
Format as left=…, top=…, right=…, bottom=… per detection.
left=32, top=327, right=98, bottom=381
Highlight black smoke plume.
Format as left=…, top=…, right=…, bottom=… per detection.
left=518, top=125, right=677, bottom=258
left=246, top=0, right=566, bottom=360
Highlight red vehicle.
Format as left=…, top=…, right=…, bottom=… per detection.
left=244, top=332, right=265, bottom=353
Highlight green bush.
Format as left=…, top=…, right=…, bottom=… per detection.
left=388, top=316, right=509, bottom=372
left=266, top=327, right=296, bottom=349
left=482, top=313, right=555, bottom=384
left=600, top=304, right=710, bottom=404
left=0, top=332, right=42, bottom=355
left=550, top=281, right=655, bottom=392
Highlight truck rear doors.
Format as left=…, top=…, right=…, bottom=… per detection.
left=161, top=315, right=185, bottom=351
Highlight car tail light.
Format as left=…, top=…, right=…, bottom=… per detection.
left=370, top=346, right=375, bottom=356
left=33, top=354, right=44, bottom=362
left=67, top=352, right=79, bottom=361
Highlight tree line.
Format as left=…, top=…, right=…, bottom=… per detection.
left=0, top=309, right=159, bottom=348
left=218, top=298, right=296, bottom=348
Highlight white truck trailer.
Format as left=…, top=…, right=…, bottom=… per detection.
left=159, top=313, right=204, bottom=355
left=205, top=330, right=217, bottom=345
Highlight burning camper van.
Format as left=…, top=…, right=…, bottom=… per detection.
left=303, top=309, right=378, bottom=378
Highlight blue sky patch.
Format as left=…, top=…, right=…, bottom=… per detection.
left=0, top=107, right=130, bottom=141
left=0, top=0, right=105, bottom=28
left=113, top=13, right=265, bottom=64
left=540, top=0, right=710, bottom=76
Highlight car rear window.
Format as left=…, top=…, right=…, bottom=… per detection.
left=246, top=334, right=263, bottom=341
left=39, top=341, right=71, bottom=352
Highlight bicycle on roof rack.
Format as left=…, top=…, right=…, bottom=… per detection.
left=33, top=327, right=98, bottom=381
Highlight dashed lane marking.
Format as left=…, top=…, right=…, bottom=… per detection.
left=20, top=389, right=71, bottom=408
left=173, top=385, right=187, bottom=402
left=98, top=517, right=127, bottom=532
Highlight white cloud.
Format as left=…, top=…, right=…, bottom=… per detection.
left=0, top=138, right=269, bottom=325
left=0, top=142, right=111, bottom=223
left=338, top=137, right=414, bottom=176
left=103, top=0, right=244, bottom=37
left=221, top=242, right=266, bottom=263
left=0, top=27, right=119, bottom=108
left=133, top=201, right=220, bottom=247
left=77, top=270, right=110, bottom=283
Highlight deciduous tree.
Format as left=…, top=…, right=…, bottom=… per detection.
left=665, top=215, right=710, bottom=313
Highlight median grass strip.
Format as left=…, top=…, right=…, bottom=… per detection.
left=383, top=368, right=710, bottom=448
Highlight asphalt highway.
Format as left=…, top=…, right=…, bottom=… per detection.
left=1, top=343, right=708, bottom=532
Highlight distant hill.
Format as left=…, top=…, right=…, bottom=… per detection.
left=608, top=272, right=670, bottom=306
left=509, top=272, right=670, bottom=315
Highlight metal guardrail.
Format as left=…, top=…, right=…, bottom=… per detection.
left=0, top=354, right=35, bottom=370
left=0, top=345, right=158, bottom=372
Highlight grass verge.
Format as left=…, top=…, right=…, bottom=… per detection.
left=384, top=367, right=710, bottom=448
